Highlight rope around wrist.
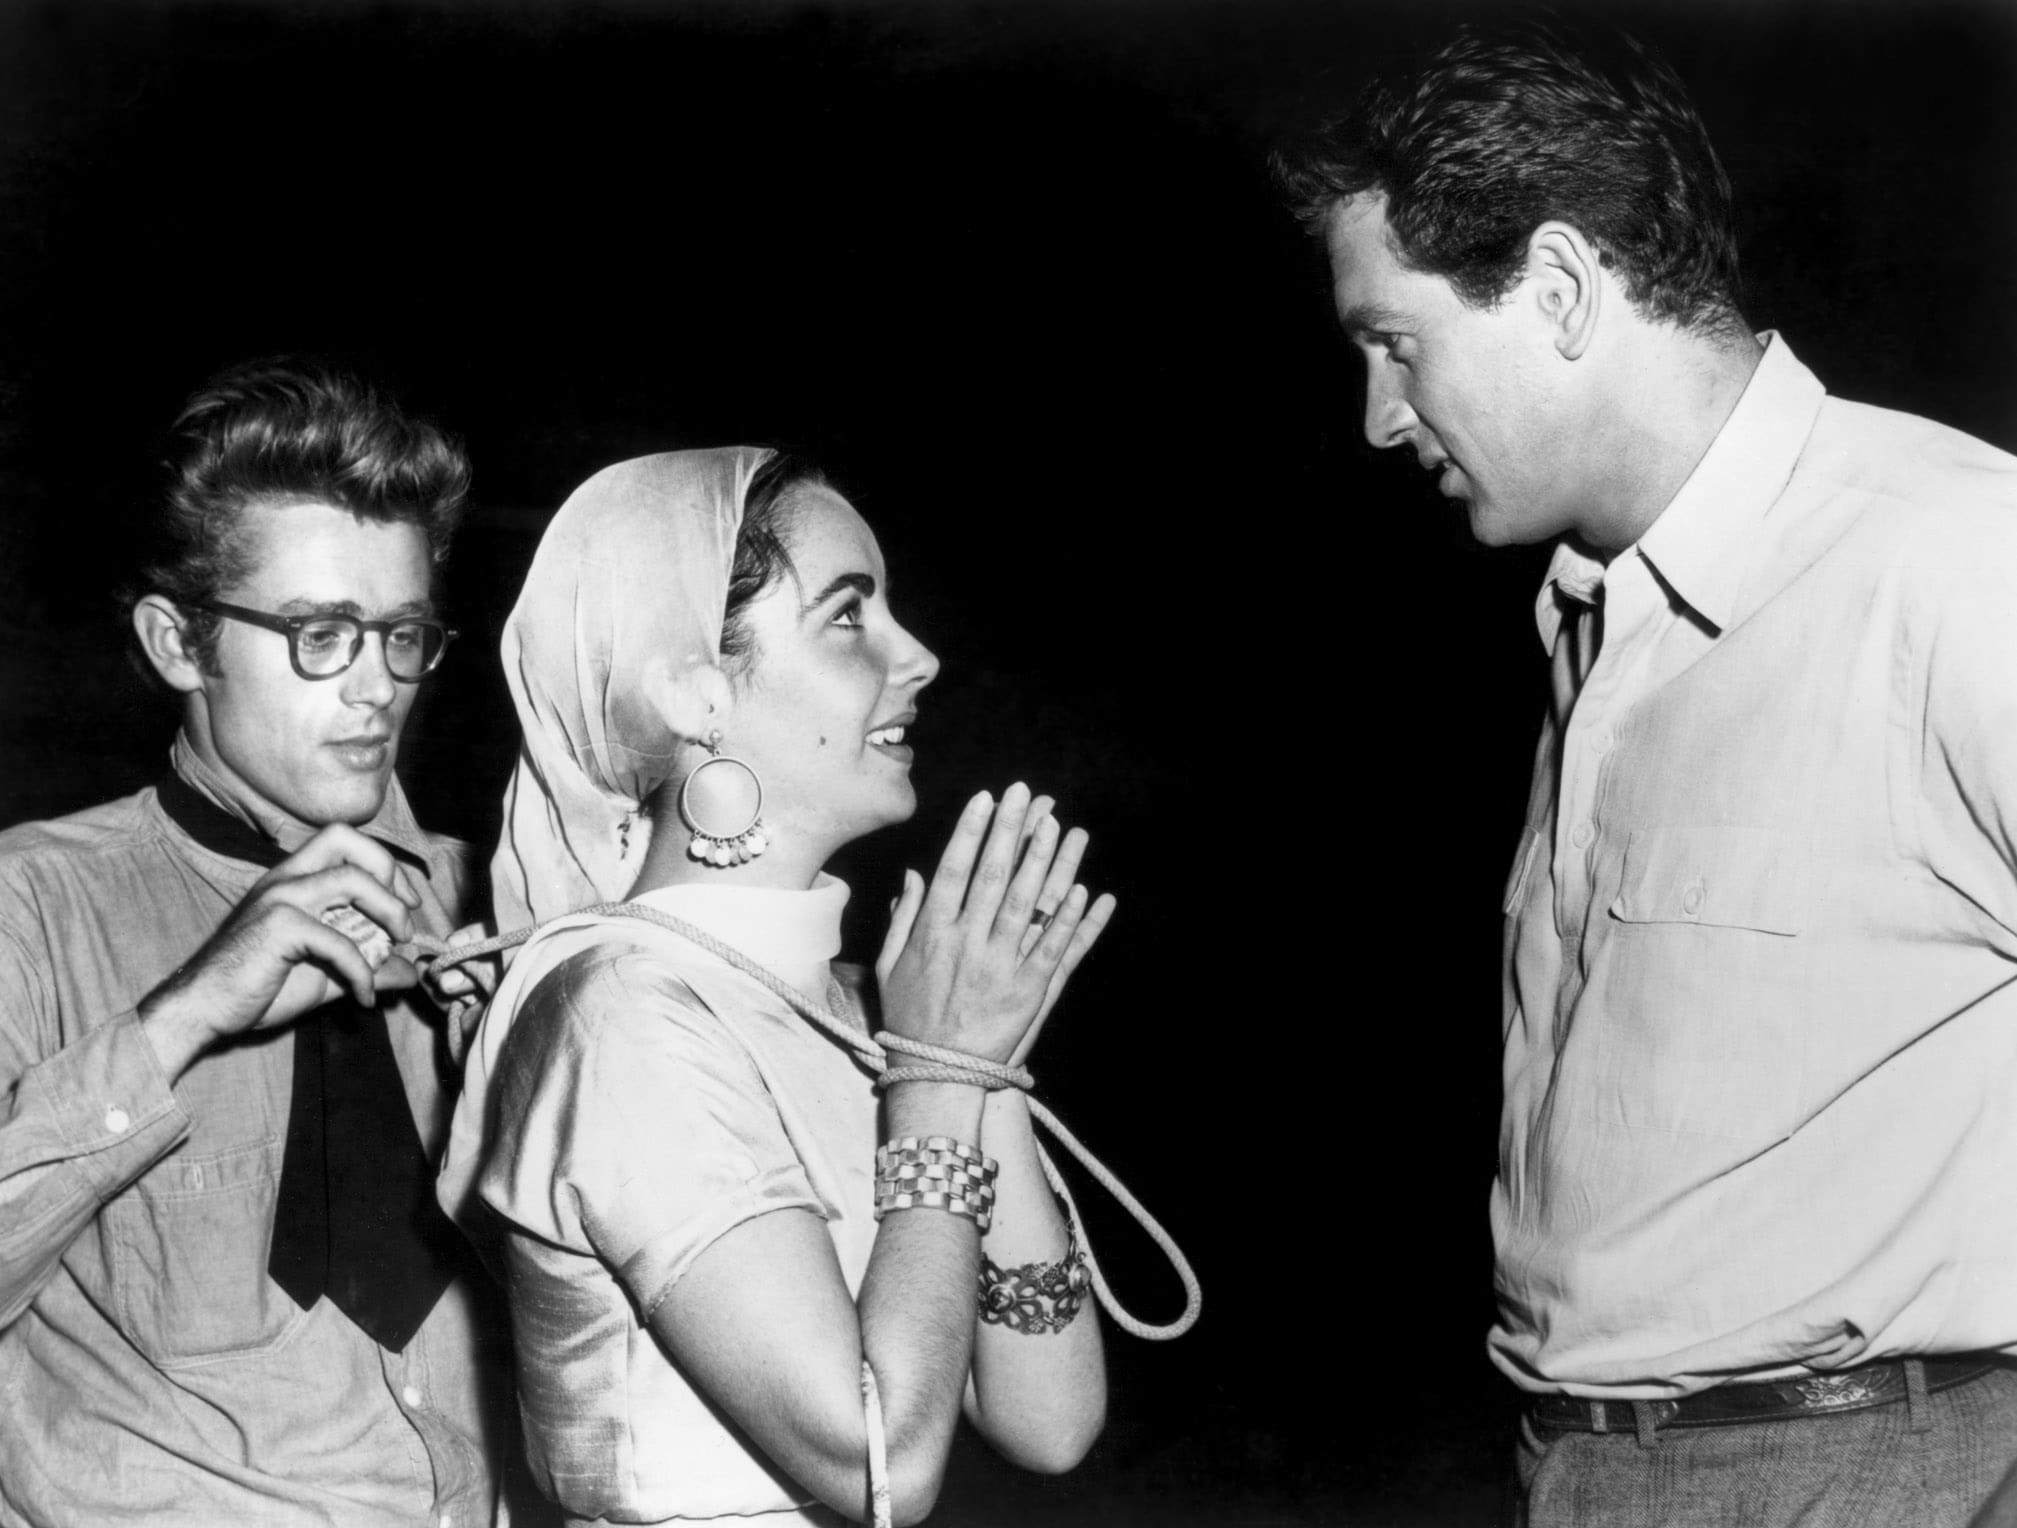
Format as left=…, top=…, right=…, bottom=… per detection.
left=405, top=900, right=1202, bottom=1341
left=874, top=1031, right=1033, bottom=1091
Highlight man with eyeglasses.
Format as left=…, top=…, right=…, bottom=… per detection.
left=0, top=359, right=519, bottom=1526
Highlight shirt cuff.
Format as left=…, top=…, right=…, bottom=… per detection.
left=22, top=1012, right=190, bottom=1200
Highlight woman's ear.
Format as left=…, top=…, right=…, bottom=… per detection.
left=638, top=655, right=736, bottom=741
left=1526, top=221, right=1603, bottom=362
left=132, top=596, right=207, bottom=695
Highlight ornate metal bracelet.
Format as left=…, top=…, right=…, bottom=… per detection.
left=874, top=1135, right=998, bottom=1233
left=978, top=1216, right=1091, bottom=1335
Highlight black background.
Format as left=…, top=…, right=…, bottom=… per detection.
left=2, top=2, right=2013, bottom=1523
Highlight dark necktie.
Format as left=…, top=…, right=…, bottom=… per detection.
left=1548, top=582, right=1604, bottom=792
left=156, top=771, right=469, bottom=1352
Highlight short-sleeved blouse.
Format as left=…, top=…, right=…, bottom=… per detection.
left=439, top=876, right=880, bottom=1526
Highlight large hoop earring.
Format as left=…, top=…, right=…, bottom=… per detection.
left=680, top=730, right=769, bottom=869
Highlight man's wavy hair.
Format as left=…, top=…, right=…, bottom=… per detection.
left=1273, top=19, right=1746, bottom=339
left=130, top=357, right=471, bottom=671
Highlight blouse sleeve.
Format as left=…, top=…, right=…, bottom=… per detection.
left=475, top=947, right=824, bottom=1318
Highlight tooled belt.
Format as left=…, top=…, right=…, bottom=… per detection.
left=1528, top=1355, right=2000, bottom=1434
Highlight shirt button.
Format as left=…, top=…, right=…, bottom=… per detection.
left=402, top=1385, right=423, bottom=1408
left=104, top=1106, right=131, bottom=1134
left=1682, top=884, right=1705, bottom=915
left=1591, top=726, right=1613, bottom=754
left=1570, top=823, right=1594, bottom=849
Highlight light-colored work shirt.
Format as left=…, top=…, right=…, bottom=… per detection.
left=441, top=875, right=874, bottom=1527
left=1492, top=335, right=2017, bottom=1399
left=0, top=739, right=509, bottom=1526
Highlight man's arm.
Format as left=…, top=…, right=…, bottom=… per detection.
left=0, top=937, right=193, bottom=1327
left=0, top=825, right=419, bottom=1328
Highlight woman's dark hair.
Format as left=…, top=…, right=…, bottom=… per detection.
left=129, top=356, right=471, bottom=669
left=1272, top=19, right=1745, bottom=338
left=719, top=449, right=830, bottom=676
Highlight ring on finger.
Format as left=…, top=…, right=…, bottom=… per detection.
left=1028, top=907, right=1054, bottom=933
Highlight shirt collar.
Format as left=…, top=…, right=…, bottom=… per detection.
left=166, top=728, right=434, bottom=869
left=1631, top=332, right=1826, bottom=633
left=1533, top=334, right=1827, bottom=650
left=632, top=873, right=851, bottom=997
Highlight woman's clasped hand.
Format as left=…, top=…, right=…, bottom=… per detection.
left=877, top=784, right=1116, bottom=1071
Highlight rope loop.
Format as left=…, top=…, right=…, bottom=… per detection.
left=873, top=1031, right=1033, bottom=1093
left=403, top=901, right=1202, bottom=1341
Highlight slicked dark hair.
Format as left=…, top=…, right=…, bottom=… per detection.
left=131, top=357, right=470, bottom=669
left=719, top=448, right=830, bottom=678
left=1273, top=19, right=1745, bottom=337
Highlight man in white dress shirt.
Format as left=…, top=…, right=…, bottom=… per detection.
left=1277, top=21, right=2017, bottom=1527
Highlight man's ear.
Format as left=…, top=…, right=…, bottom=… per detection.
left=132, top=595, right=207, bottom=695
left=1526, top=221, right=1603, bottom=361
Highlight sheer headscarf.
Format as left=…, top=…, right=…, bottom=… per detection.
left=492, top=447, right=774, bottom=931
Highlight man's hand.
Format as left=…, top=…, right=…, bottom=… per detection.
left=138, top=825, right=422, bottom=1082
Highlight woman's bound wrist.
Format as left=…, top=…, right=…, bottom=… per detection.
left=873, top=1029, right=1033, bottom=1093
left=883, top=1079, right=986, bottom=1143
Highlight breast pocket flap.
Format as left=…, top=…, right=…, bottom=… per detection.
left=1609, top=827, right=1808, bottom=936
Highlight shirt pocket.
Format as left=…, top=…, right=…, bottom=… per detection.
left=1609, top=826, right=1808, bottom=936
left=104, top=1137, right=306, bottom=1368
left=1589, top=827, right=1813, bottom=1141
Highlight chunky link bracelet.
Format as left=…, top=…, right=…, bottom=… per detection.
left=979, top=1216, right=1092, bottom=1335
left=874, top=1136, right=999, bottom=1233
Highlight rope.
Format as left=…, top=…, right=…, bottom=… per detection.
left=860, top=1360, right=892, bottom=1528
left=402, top=902, right=1202, bottom=1341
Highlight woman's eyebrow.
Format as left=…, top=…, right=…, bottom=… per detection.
left=799, top=571, right=876, bottom=613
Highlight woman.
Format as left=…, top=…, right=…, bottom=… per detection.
left=439, top=448, right=1111, bottom=1526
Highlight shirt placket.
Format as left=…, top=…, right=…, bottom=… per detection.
left=382, top=1335, right=482, bottom=1528
left=1552, top=558, right=1660, bottom=1027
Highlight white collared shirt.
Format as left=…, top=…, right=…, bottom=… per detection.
left=1494, top=335, right=2017, bottom=1398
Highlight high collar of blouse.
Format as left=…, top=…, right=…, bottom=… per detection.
left=630, top=873, right=851, bottom=997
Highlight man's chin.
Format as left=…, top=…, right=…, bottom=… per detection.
left=296, top=770, right=395, bottom=829
left=1464, top=498, right=1513, bottom=547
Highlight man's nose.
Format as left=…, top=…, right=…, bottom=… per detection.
left=1363, top=371, right=1416, bottom=450
left=340, top=633, right=399, bottom=707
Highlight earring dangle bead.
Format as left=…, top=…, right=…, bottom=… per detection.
left=680, top=730, right=769, bottom=869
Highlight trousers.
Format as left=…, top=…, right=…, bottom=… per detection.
left=1513, top=1365, right=2017, bottom=1527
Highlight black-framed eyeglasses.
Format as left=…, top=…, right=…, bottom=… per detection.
left=185, top=599, right=459, bottom=682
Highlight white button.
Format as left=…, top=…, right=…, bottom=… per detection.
left=103, top=1106, right=130, bottom=1134
left=1570, top=823, right=1594, bottom=849
left=402, top=1385, right=423, bottom=1408
left=1682, top=885, right=1705, bottom=915
left=1591, top=727, right=1613, bottom=755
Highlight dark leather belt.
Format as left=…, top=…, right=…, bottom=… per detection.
left=1529, top=1356, right=1999, bottom=1434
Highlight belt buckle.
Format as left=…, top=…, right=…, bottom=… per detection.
left=1791, top=1371, right=1888, bottom=1411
